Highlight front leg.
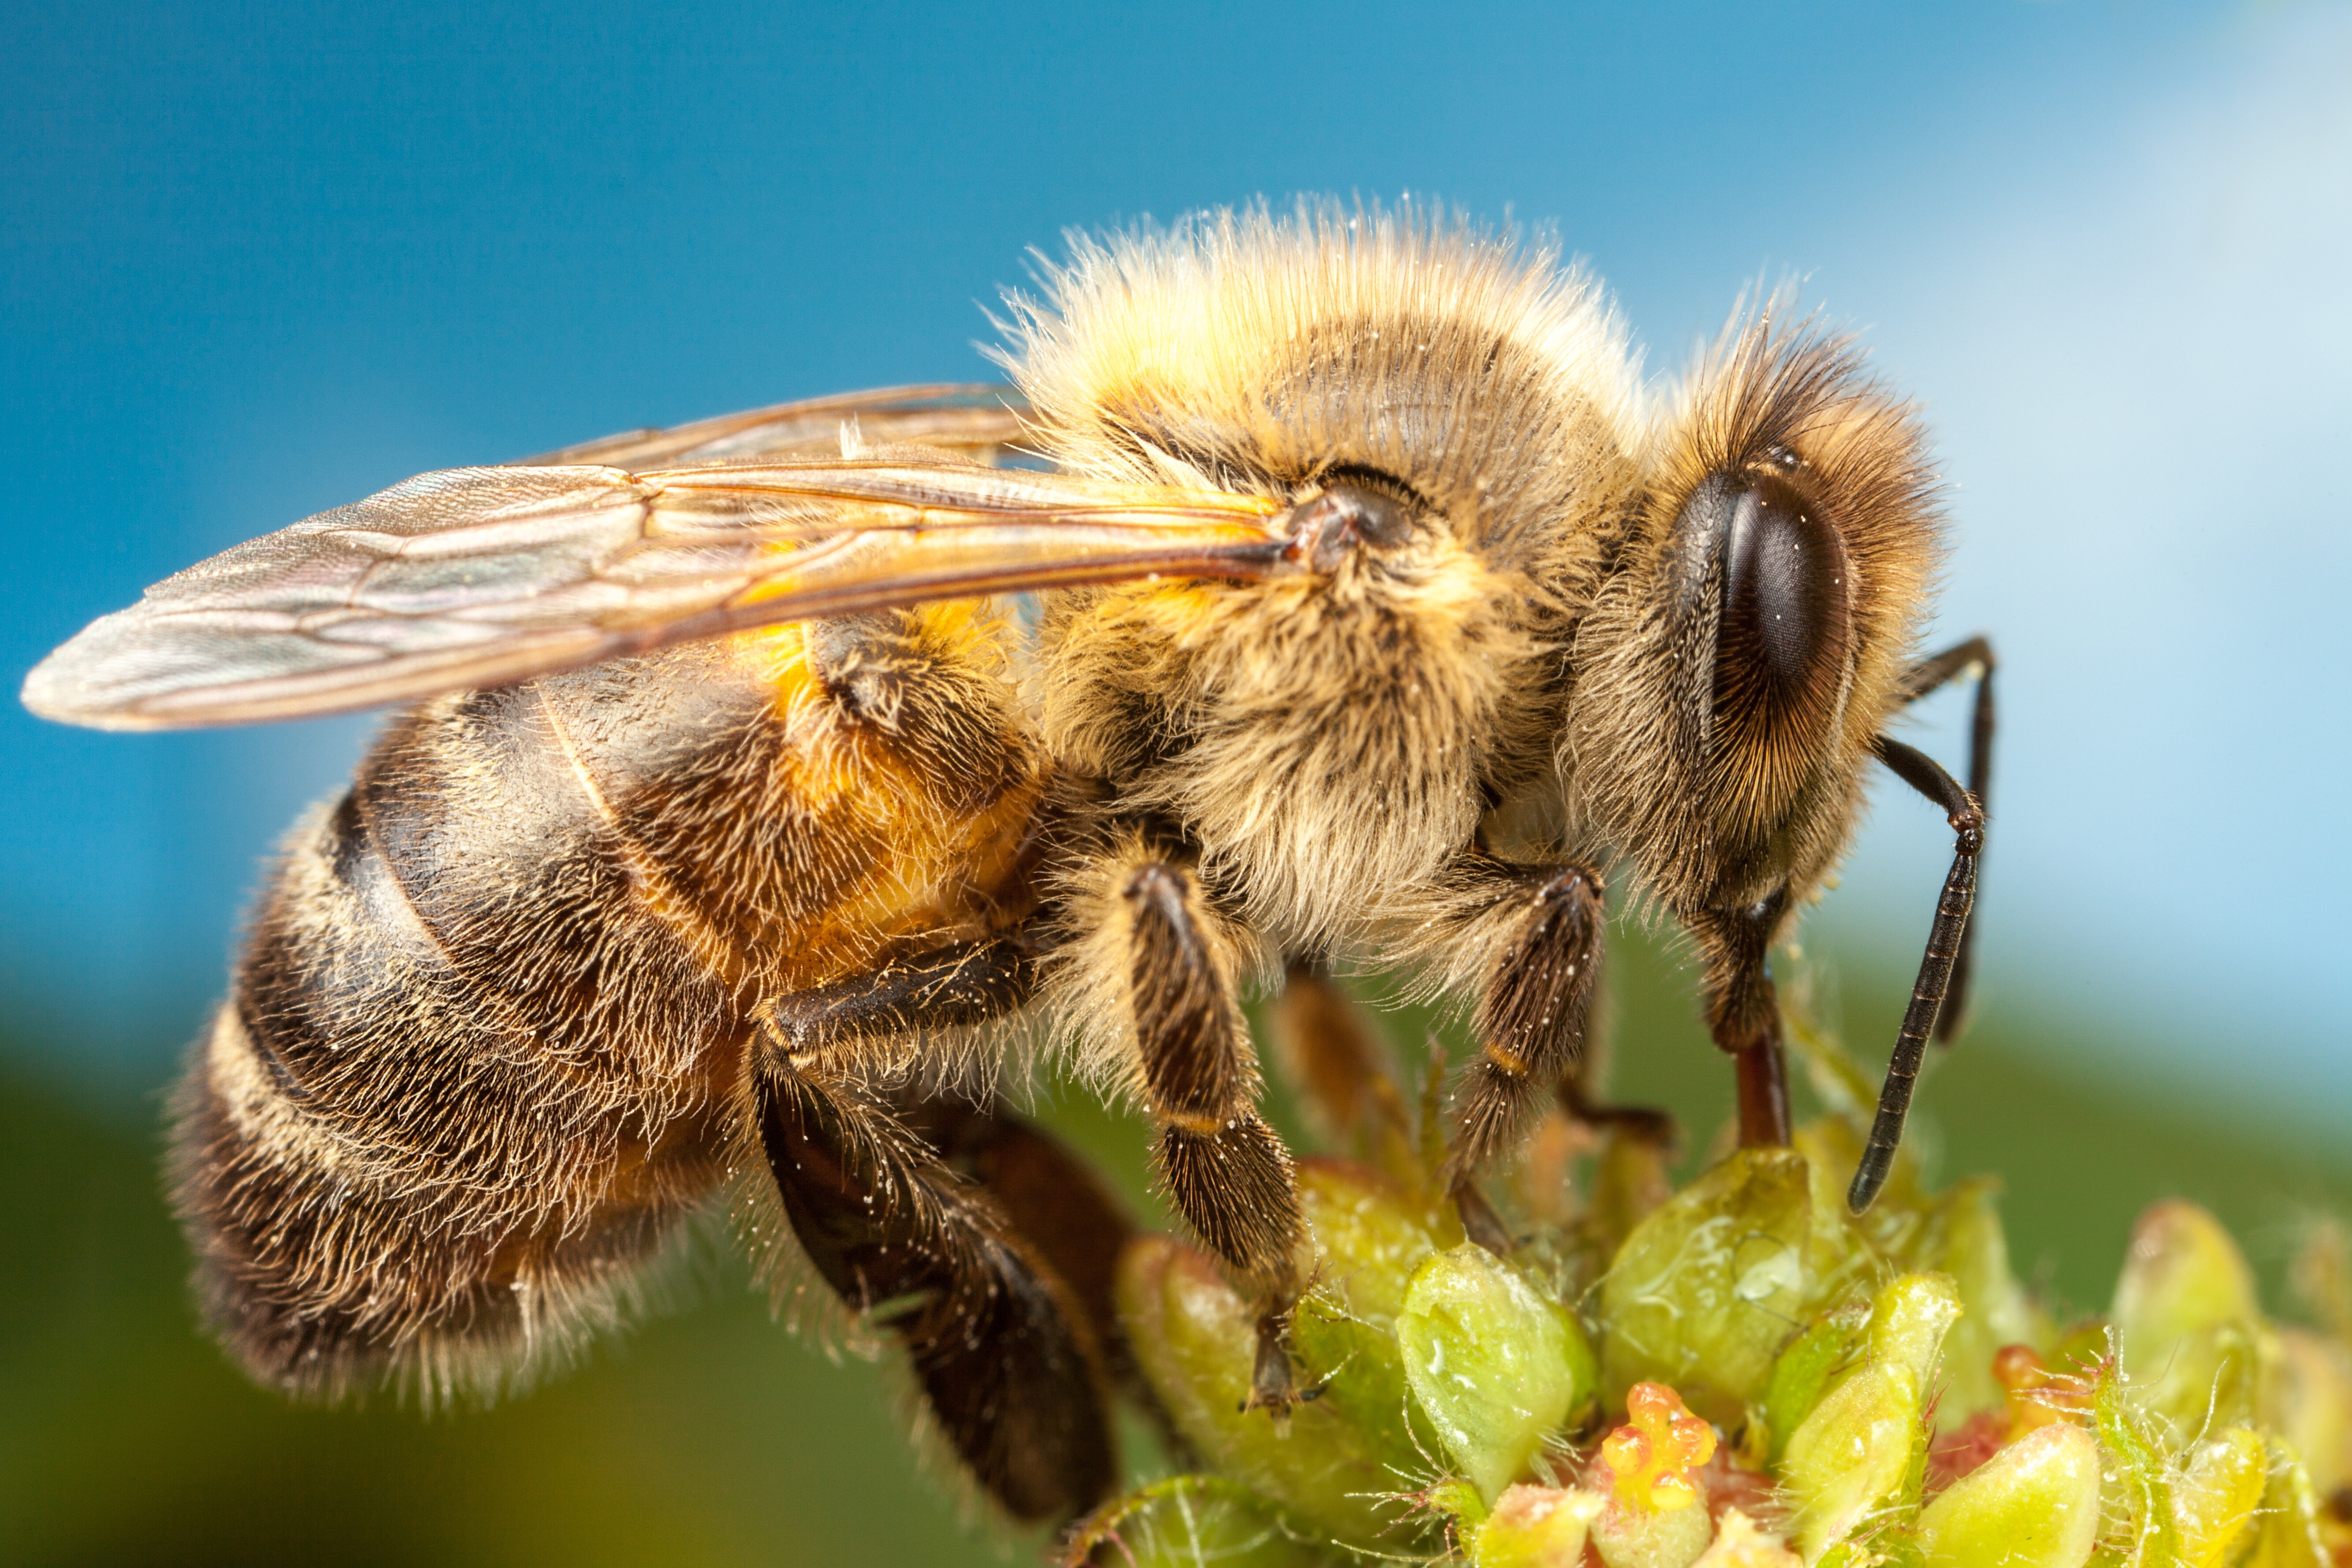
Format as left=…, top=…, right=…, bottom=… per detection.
left=1105, top=846, right=1306, bottom=1412
left=1696, top=893, right=1794, bottom=1149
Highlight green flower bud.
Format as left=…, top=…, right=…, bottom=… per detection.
left=1096, top=1019, right=2352, bottom=1568
left=1761, top=1302, right=1869, bottom=1467
left=1116, top=1234, right=1429, bottom=1549
left=1288, top=1159, right=1451, bottom=1489
left=1591, top=1493, right=1713, bottom=1568
left=1422, top=1477, right=1489, bottom=1527
left=2092, top=1349, right=2186, bottom=1566
left=1785, top=1119, right=2045, bottom=1415
left=1295, top=1156, right=1447, bottom=1330
left=1792, top=1117, right=1914, bottom=1300
left=1065, top=1476, right=1340, bottom=1568
left=2112, top=1201, right=2273, bottom=1440
left=1468, top=1485, right=1602, bottom=1568
left=2233, top=1441, right=2330, bottom=1568
left=1913, top=1422, right=2101, bottom=1568
left=1868, top=1269, right=1966, bottom=1380
left=1396, top=1243, right=1593, bottom=1502
left=2172, top=1426, right=2266, bottom=1568
left=1600, top=1148, right=1815, bottom=1425
left=1915, top=1179, right=2049, bottom=1421
left=1780, top=1273, right=1961, bottom=1560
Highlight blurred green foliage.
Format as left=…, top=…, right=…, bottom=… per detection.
left=3, top=921, right=2346, bottom=1566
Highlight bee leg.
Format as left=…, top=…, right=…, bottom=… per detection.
left=1120, top=859, right=1307, bottom=1415
left=1558, top=1074, right=1679, bottom=1150
left=759, top=934, right=1036, bottom=1055
left=752, top=1055, right=1118, bottom=1525
left=901, top=1092, right=1142, bottom=1402
left=907, top=1090, right=1206, bottom=1468
left=1439, top=857, right=1606, bottom=1253
left=1699, top=894, right=1794, bottom=1148
left=1896, top=635, right=1996, bottom=1040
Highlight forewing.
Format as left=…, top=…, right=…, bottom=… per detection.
left=518, top=384, right=1032, bottom=469
left=24, top=459, right=1291, bottom=730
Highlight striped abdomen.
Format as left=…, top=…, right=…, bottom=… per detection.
left=171, top=605, right=1047, bottom=1400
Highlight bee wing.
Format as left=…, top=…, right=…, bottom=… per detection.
left=516, top=384, right=1031, bottom=469
left=24, top=459, right=1293, bottom=731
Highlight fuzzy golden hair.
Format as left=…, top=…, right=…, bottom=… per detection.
left=1003, top=201, right=1653, bottom=953
left=998, top=198, right=1645, bottom=583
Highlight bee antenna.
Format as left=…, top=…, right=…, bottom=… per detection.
left=1848, top=736, right=1984, bottom=1213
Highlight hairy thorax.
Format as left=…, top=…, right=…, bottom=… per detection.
left=1002, top=204, right=1655, bottom=952
left=1032, top=535, right=1552, bottom=954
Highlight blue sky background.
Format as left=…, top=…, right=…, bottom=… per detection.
left=5, top=1, right=2347, bottom=1124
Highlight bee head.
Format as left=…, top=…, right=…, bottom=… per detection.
left=1564, top=312, right=1943, bottom=930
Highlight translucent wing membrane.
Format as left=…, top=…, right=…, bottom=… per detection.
left=23, top=455, right=1291, bottom=730
left=516, top=383, right=1033, bottom=469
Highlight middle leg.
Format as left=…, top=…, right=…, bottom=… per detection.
left=1094, top=843, right=1307, bottom=1412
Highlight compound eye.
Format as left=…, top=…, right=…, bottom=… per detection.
left=1713, top=473, right=1852, bottom=736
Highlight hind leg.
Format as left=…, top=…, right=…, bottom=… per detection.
left=752, top=1049, right=1120, bottom=1526
left=751, top=937, right=1125, bottom=1526
left=899, top=1091, right=1141, bottom=1400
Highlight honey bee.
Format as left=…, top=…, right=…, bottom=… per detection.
left=21, top=200, right=1991, bottom=1527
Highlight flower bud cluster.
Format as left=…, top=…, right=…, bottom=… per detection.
left=1063, top=1032, right=2352, bottom=1568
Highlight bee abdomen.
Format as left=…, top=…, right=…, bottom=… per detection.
left=171, top=679, right=741, bottom=1400
left=171, top=620, right=1048, bottom=1405
left=171, top=1003, right=692, bottom=1401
